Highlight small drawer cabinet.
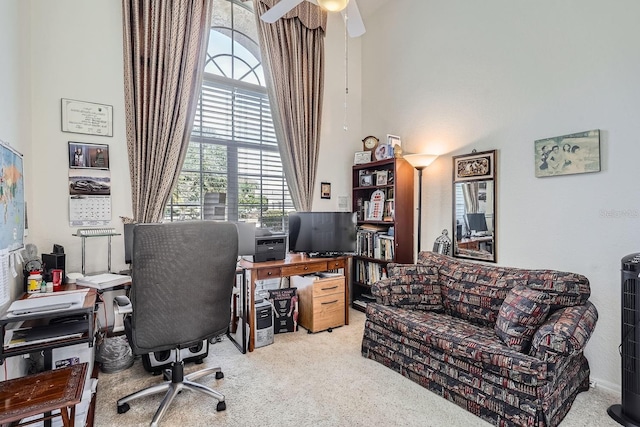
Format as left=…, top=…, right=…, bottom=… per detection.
left=293, top=275, right=345, bottom=333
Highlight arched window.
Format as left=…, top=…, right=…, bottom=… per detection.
left=165, top=0, right=294, bottom=232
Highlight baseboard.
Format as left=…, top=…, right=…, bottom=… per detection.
left=591, top=376, right=621, bottom=395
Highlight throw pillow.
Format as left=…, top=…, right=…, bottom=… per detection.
left=384, top=264, right=442, bottom=311
left=495, top=285, right=550, bottom=353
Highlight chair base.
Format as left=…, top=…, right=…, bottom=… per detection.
left=117, top=362, right=225, bottom=427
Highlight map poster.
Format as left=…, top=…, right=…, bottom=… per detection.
left=61, top=98, right=113, bottom=137
left=0, top=141, right=25, bottom=252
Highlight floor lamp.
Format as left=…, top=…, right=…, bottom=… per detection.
left=404, top=154, right=438, bottom=254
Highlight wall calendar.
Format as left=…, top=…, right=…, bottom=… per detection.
left=69, top=195, right=111, bottom=226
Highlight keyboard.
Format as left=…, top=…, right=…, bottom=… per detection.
left=75, top=228, right=117, bottom=236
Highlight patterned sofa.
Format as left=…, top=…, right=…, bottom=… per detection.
left=361, top=252, right=598, bottom=427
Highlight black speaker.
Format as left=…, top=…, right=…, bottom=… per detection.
left=141, top=340, right=209, bottom=375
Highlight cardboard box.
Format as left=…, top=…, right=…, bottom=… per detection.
left=268, top=288, right=298, bottom=333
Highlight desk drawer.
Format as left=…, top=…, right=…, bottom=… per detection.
left=256, top=267, right=282, bottom=280
left=307, top=294, right=345, bottom=332
left=326, top=259, right=346, bottom=270
left=281, top=261, right=327, bottom=277
left=309, top=277, right=344, bottom=298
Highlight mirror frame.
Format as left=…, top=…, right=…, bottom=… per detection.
left=451, top=149, right=497, bottom=263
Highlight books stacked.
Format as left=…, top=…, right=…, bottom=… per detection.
left=356, top=224, right=394, bottom=260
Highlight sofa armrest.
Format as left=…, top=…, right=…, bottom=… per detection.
left=370, top=263, right=443, bottom=311
left=530, top=301, right=598, bottom=360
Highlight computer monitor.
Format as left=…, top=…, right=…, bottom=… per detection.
left=466, top=213, right=488, bottom=234
left=124, top=223, right=136, bottom=265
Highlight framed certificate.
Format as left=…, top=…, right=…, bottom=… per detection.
left=61, top=98, right=113, bottom=137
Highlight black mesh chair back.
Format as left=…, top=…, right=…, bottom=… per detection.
left=117, top=220, right=238, bottom=426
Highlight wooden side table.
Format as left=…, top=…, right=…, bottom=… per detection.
left=0, top=362, right=87, bottom=427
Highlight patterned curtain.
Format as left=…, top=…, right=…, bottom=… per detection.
left=253, top=0, right=327, bottom=212
left=121, top=0, right=213, bottom=223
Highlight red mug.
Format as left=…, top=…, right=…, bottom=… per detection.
left=52, top=269, right=63, bottom=291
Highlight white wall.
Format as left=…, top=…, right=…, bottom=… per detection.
left=362, top=0, right=640, bottom=391
left=0, top=0, right=31, bottom=380
left=28, top=0, right=130, bottom=276
left=315, top=13, right=362, bottom=211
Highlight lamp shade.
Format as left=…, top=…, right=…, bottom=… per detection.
left=317, top=0, right=349, bottom=12
left=404, top=153, right=438, bottom=170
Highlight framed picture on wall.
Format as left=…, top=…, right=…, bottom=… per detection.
left=453, top=150, right=495, bottom=182
left=534, top=129, right=601, bottom=178
left=321, top=182, right=331, bottom=199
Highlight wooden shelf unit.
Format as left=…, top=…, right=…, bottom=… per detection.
left=351, top=157, right=414, bottom=311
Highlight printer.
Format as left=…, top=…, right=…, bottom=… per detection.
left=254, top=230, right=286, bottom=262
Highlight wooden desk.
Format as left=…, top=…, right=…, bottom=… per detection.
left=457, top=236, right=493, bottom=251
left=239, top=254, right=351, bottom=352
left=0, top=362, right=87, bottom=427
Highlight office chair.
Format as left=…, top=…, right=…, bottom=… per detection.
left=116, top=221, right=238, bottom=427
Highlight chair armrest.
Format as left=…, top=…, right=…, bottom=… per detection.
left=113, top=295, right=132, bottom=315
left=371, top=263, right=442, bottom=311
left=529, top=301, right=598, bottom=360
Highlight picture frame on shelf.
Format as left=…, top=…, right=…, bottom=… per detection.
left=320, top=182, right=331, bottom=199
left=387, top=135, right=402, bottom=158
left=376, top=170, right=388, bottom=186
left=360, top=173, right=373, bottom=187
left=374, top=144, right=393, bottom=161
left=354, top=151, right=372, bottom=165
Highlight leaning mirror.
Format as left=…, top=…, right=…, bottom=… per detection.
left=452, top=150, right=497, bottom=262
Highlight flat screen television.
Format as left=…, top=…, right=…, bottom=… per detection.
left=288, top=212, right=357, bottom=257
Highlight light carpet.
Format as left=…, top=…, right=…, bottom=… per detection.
left=94, top=309, right=621, bottom=427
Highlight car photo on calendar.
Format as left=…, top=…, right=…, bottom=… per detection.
left=69, top=169, right=111, bottom=196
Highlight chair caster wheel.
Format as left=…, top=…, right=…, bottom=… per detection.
left=215, top=371, right=224, bottom=380
left=117, top=403, right=130, bottom=414
left=217, top=401, right=226, bottom=411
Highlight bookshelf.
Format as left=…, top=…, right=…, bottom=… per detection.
left=351, top=157, right=414, bottom=311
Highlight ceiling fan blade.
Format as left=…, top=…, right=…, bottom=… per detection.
left=343, top=0, right=365, bottom=37
left=260, top=0, right=306, bottom=23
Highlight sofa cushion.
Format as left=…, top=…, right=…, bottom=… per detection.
left=375, top=264, right=442, bottom=311
left=495, top=286, right=550, bottom=353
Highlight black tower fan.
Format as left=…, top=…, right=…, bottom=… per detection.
left=608, top=253, right=640, bottom=427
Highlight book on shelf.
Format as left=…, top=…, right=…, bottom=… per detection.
left=76, top=273, right=132, bottom=290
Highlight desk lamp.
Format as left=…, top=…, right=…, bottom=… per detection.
left=404, top=153, right=438, bottom=254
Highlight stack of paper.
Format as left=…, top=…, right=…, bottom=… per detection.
left=76, top=273, right=132, bottom=290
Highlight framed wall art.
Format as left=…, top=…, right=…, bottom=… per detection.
left=534, top=129, right=600, bottom=178
left=453, top=150, right=495, bottom=182
left=321, top=182, right=331, bottom=199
